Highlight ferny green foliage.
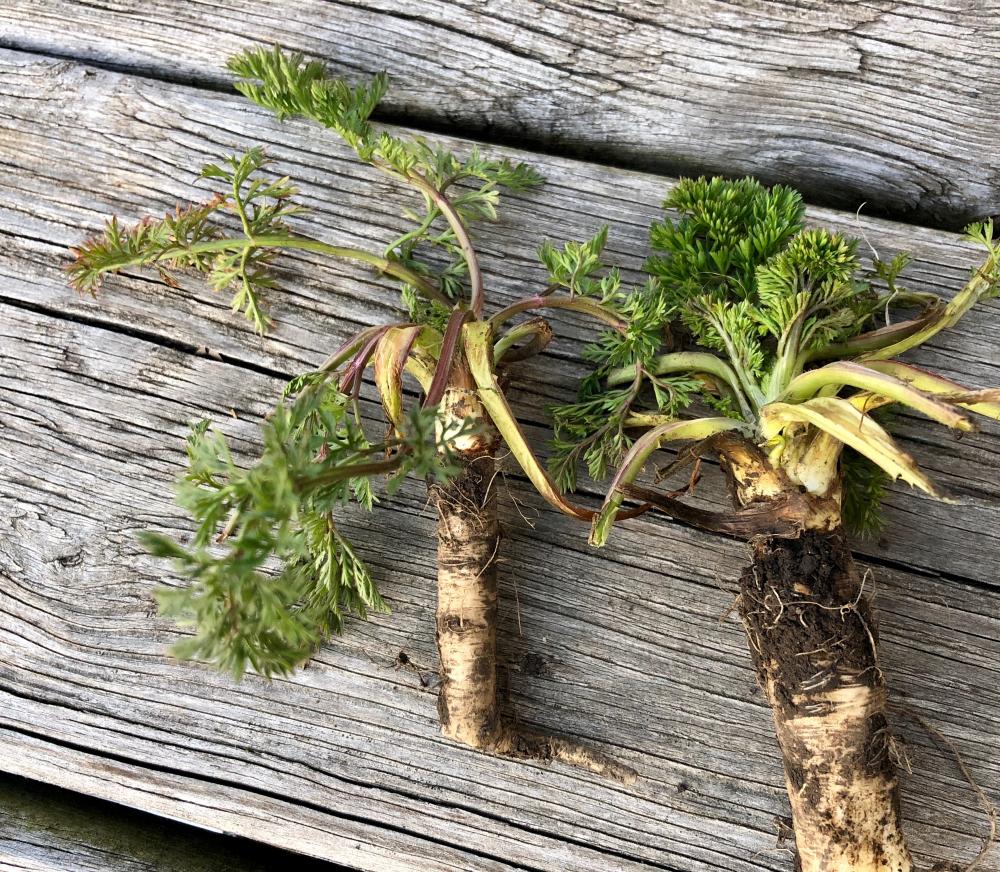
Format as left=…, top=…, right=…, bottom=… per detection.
left=561, top=177, right=1000, bottom=542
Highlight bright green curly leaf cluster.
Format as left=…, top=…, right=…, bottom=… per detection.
left=557, top=178, right=1000, bottom=539
left=754, top=230, right=868, bottom=348
left=646, top=178, right=889, bottom=401
left=648, top=176, right=805, bottom=305
left=228, top=46, right=387, bottom=153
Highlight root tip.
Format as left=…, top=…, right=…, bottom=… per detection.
left=516, top=730, right=638, bottom=785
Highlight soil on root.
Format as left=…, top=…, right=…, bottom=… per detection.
left=740, top=529, right=883, bottom=718
left=738, top=529, right=910, bottom=870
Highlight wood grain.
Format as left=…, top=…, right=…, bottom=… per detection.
left=0, top=1, right=997, bottom=228
left=1, top=49, right=998, bottom=586
left=1, top=49, right=999, bottom=872
left=0, top=773, right=335, bottom=872
left=2, top=303, right=1000, bottom=871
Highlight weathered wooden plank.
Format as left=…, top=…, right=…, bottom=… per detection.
left=1, top=50, right=998, bottom=588
left=0, top=1, right=997, bottom=228
left=0, top=773, right=338, bottom=872
left=2, top=300, right=999, bottom=870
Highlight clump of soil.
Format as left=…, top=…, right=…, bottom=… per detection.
left=737, top=529, right=911, bottom=870
left=739, top=528, right=882, bottom=717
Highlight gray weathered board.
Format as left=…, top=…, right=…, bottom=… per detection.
left=0, top=773, right=338, bottom=872
left=0, top=31, right=998, bottom=872
left=0, top=0, right=998, bottom=228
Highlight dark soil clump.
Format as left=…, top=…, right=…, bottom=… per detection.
left=739, top=528, right=882, bottom=717
left=737, top=528, right=910, bottom=868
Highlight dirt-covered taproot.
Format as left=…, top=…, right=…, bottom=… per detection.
left=740, top=530, right=911, bottom=871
